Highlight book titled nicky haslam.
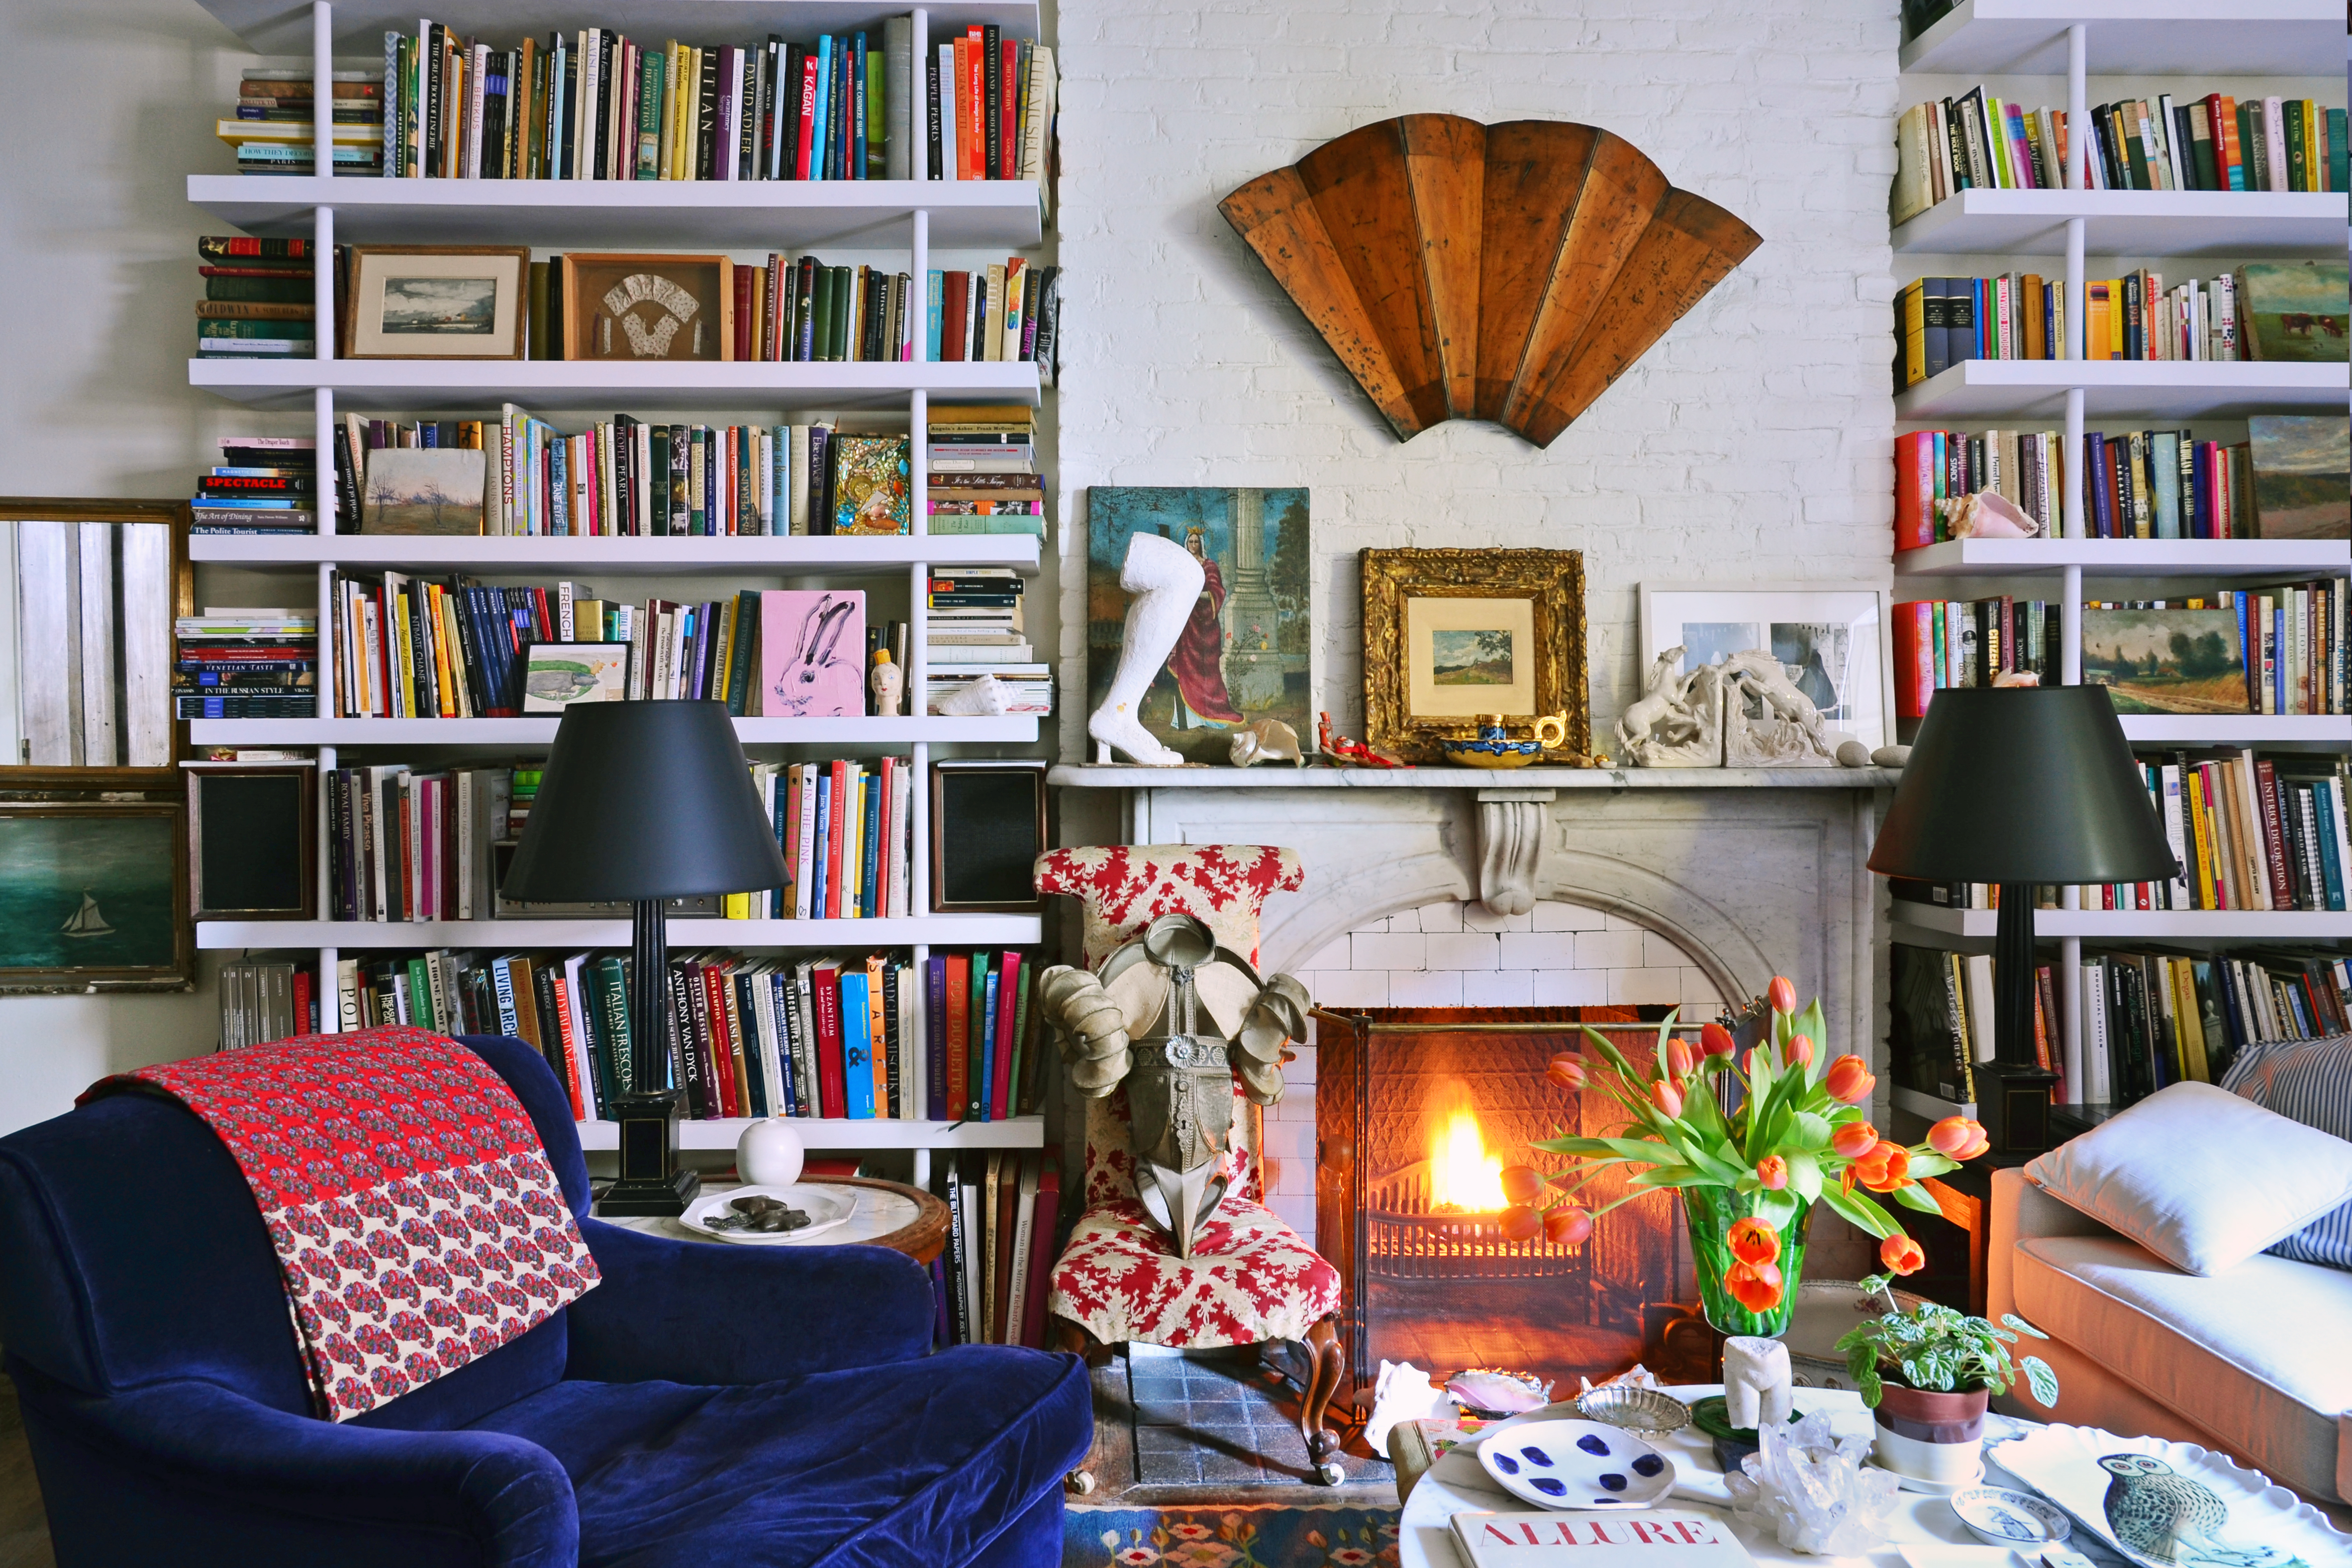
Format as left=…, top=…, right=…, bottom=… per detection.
left=1450, top=1510, right=1758, bottom=1568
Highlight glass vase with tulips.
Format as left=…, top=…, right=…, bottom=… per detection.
left=1496, top=976, right=1989, bottom=1337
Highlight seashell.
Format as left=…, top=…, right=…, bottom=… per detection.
left=1229, top=717, right=1304, bottom=768
left=1942, top=489, right=2044, bottom=539
left=1221, top=115, right=1761, bottom=446
left=1446, top=1368, right=1554, bottom=1416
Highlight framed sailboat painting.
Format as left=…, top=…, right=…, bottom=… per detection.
left=0, top=789, right=190, bottom=991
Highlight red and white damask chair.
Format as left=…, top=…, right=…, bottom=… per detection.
left=1031, top=843, right=1350, bottom=1485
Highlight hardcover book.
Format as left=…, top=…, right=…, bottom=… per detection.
left=1450, top=1511, right=1756, bottom=1568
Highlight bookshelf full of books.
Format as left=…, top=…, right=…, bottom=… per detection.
left=180, top=0, right=1059, bottom=1176
left=1889, top=0, right=2351, bottom=1113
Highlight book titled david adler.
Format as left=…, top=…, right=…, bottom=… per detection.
left=1450, top=1511, right=1756, bottom=1568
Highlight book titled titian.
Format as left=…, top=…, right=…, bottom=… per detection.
left=1450, top=1512, right=1756, bottom=1568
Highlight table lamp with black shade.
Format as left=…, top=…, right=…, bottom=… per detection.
left=501, top=700, right=788, bottom=1216
left=1867, top=685, right=2176, bottom=1153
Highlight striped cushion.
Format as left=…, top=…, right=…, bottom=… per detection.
left=2222, top=1035, right=2352, bottom=1271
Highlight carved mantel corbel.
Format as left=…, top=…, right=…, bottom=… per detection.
left=1474, top=788, right=1554, bottom=916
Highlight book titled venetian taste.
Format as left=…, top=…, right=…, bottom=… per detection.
left=1450, top=1511, right=1758, bottom=1568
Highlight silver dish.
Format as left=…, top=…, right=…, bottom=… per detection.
left=1574, top=1385, right=1691, bottom=1437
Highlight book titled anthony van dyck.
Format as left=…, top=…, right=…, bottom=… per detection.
left=1450, top=1511, right=1758, bottom=1568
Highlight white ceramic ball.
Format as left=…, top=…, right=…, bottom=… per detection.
left=737, top=1118, right=804, bottom=1188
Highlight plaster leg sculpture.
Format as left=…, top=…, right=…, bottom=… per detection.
left=1087, top=532, right=1205, bottom=767
left=1722, top=1335, right=1793, bottom=1430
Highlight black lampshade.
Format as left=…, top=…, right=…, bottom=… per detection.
left=501, top=701, right=789, bottom=902
left=1868, top=685, right=2177, bottom=885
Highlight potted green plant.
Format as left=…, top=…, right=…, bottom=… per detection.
left=1834, top=1280, right=2061, bottom=1485
left=1504, top=976, right=1987, bottom=1336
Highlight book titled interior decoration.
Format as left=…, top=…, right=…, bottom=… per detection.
left=310, top=19, right=1054, bottom=190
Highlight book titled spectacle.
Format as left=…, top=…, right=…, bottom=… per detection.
left=1449, top=1511, right=1757, bottom=1568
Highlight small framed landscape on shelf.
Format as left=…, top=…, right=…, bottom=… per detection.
left=1360, top=547, right=1588, bottom=764
left=343, top=246, right=531, bottom=360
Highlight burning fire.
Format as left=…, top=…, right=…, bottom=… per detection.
left=1428, top=1103, right=1507, bottom=1213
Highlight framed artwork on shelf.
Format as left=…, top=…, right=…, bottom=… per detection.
left=342, top=246, right=531, bottom=360
left=520, top=642, right=633, bottom=711
left=0, top=778, right=191, bottom=992
left=1362, top=548, right=1587, bottom=763
left=2080, top=607, right=2248, bottom=715
left=930, top=759, right=1048, bottom=914
left=560, top=253, right=734, bottom=362
left=759, top=589, right=866, bottom=717
left=1086, top=487, right=1312, bottom=765
left=0, top=497, right=190, bottom=783
left=360, top=447, right=487, bottom=535
left=1638, top=583, right=1893, bottom=751
left=186, top=760, right=315, bottom=921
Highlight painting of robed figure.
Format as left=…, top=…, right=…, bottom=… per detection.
left=1087, top=488, right=1312, bottom=763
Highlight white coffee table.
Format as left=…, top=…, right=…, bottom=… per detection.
left=1397, top=1384, right=2114, bottom=1568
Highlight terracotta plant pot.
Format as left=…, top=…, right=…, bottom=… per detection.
left=1870, top=1380, right=1989, bottom=1486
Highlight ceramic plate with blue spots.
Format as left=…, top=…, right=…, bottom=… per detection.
left=1473, top=1417, right=1676, bottom=1511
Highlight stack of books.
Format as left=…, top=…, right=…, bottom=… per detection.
left=925, top=567, right=1048, bottom=713
left=2076, top=950, right=2348, bottom=1106
left=934, top=1152, right=1061, bottom=1352
left=748, top=759, right=918, bottom=921
left=2123, top=751, right=2352, bottom=913
left=193, top=436, right=317, bottom=536
left=196, top=236, right=337, bottom=359
left=926, top=948, right=1042, bottom=1121
left=1893, top=427, right=2065, bottom=545
left=927, top=29, right=1058, bottom=190
left=1887, top=943, right=2060, bottom=1106
left=324, top=764, right=515, bottom=921
left=927, top=403, right=1044, bottom=537
left=217, top=68, right=383, bottom=176
left=728, top=255, right=916, bottom=363
left=927, top=262, right=1062, bottom=381
left=1891, top=597, right=2063, bottom=718
left=218, top=959, right=321, bottom=1048
left=174, top=609, right=316, bottom=719
left=1894, top=86, right=2346, bottom=221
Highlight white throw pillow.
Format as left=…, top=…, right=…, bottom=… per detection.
left=2024, top=1081, right=2352, bottom=1276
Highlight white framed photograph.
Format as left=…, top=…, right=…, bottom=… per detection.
left=344, top=246, right=531, bottom=359
left=1638, top=583, right=1893, bottom=751
left=520, top=642, right=632, bottom=712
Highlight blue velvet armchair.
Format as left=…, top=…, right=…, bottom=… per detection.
left=0, top=1035, right=1091, bottom=1567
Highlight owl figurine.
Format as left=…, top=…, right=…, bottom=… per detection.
left=2098, top=1455, right=2304, bottom=1568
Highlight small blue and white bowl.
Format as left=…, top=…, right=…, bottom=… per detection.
left=1948, top=1486, right=2070, bottom=1548
left=1474, top=1417, right=1675, bottom=1511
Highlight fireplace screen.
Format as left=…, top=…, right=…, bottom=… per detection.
left=1314, top=1006, right=1719, bottom=1392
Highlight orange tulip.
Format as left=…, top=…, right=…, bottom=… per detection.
left=1854, top=1140, right=1912, bottom=1193
left=1824, top=1054, right=1876, bottom=1104
left=1650, top=1078, right=1684, bottom=1117
left=1832, top=1119, right=1879, bottom=1159
left=1699, top=1022, right=1738, bottom=1058
left=1742, top=1046, right=1762, bottom=1077
left=1785, top=1033, right=1814, bottom=1069
left=1498, top=1204, right=1542, bottom=1243
left=1726, top=1216, right=1780, bottom=1265
left=1767, top=976, right=1797, bottom=1015
left=1500, top=1165, right=1547, bottom=1205
left=1665, top=1038, right=1695, bottom=1079
left=1546, top=1054, right=1588, bottom=1091
left=1880, top=1234, right=1926, bottom=1275
left=1953, top=1119, right=1991, bottom=1160
left=1725, top=1259, right=1784, bottom=1314
left=1545, top=1206, right=1594, bottom=1247
left=1928, top=1116, right=1977, bottom=1157
left=1755, top=1155, right=1789, bottom=1190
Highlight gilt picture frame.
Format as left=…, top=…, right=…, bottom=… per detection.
left=343, top=246, right=531, bottom=360
left=1362, top=548, right=1588, bottom=763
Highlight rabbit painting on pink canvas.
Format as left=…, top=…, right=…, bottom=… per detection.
left=760, top=588, right=867, bottom=717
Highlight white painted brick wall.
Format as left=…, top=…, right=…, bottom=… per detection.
left=1053, top=0, right=1901, bottom=757
left=1260, top=898, right=1725, bottom=1243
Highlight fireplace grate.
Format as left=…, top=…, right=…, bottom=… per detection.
left=1365, top=1159, right=1587, bottom=1280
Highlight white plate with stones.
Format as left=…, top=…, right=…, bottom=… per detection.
left=681, top=1184, right=856, bottom=1245
left=1476, top=1417, right=1676, bottom=1510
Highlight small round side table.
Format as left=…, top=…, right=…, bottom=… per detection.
left=595, top=1175, right=951, bottom=1266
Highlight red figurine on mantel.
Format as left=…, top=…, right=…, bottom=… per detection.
left=1317, top=712, right=1409, bottom=768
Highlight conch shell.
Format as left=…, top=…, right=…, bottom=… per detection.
left=1940, top=490, right=2043, bottom=539
left=1229, top=718, right=1303, bottom=768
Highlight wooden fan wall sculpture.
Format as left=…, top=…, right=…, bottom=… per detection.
left=1219, top=115, right=1762, bottom=447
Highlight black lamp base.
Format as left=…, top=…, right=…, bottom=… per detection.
left=1987, top=882, right=2061, bottom=1155
left=598, top=1167, right=702, bottom=1217
left=597, top=1085, right=699, bottom=1218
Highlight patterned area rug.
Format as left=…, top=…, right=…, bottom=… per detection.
left=1064, top=1505, right=1400, bottom=1568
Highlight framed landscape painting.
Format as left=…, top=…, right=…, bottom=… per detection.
left=2080, top=607, right=2249, bottom=715
left=343, top=246, right=530, bottom=359
left=1362, top=548, right=1589, bottom=762
left=1639, top=583, right=1892, bottom=751
left=0, top=797, right=190, bottom=991
left=1087, top=488, right=1312, bottom=764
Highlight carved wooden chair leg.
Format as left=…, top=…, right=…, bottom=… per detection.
left=1052, top=1315, right=1107, bottom=1494
left=1300, top=1316, right=1348, bottom=1484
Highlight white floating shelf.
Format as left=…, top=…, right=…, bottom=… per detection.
left=1892, top=900, right=2352, bottom=940
left=187, top=176, right=1043, bottom=250
left=1045, top=765, right=1904, bottom=789
left=189, top=358, right=1040, bottom=413
left=198, top=915, right=1040, bottom=949
left=1894, top=538, right=2352, bottom=579
left=1894, top=360, right=2348, bottom=421
left=186, top=715, right=1039, bottom=744
left=1893, top=191, right=2348, bottom=259
left=2117, top=714, right=2352, bottom=745
left=189, top=533, right=1041, bottom=576
left=1899, top=0, right=2342, bottom=75
left=194, top=0, right=1038, bottom=53
left=576, top=1114, right=1045, bottom=1153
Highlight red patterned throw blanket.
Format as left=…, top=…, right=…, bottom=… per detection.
left=80, top=1026, right=600, bottom=1421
